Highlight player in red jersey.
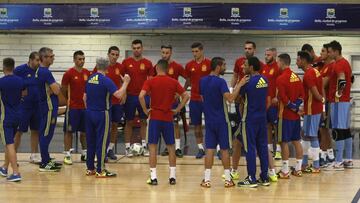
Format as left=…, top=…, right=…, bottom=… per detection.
left=139, top=59, right=189, bottom=185
left=122, top=39, right=154, bottom=157
left=276, top=53, right=304, bottom=179
left=159, top=45, right=187, bottom=158
left=184, top=42, right=211, bottom=159
left=318, top=43, right=336, bottom=167
left=61, top=51, right=90, bottom=165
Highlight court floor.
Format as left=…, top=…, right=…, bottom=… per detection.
left=0, top=153, right=359, bottom=203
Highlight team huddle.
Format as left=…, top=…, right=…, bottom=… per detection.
left=0, top=39, right=353, bottom=188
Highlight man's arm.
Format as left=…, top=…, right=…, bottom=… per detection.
left=113, top=74, right=130, bottom=100
left=139, top=90, right=150, bottom=116
left=173, top=92, right=190, bottom=114
left=225, top=75, right=249, bottom=102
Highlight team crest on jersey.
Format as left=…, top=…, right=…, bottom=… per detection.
left=314, top=69, right=321, bottom=77
left=290, top=72, right=300, bottom=82
left=201, top=65, right=207, bottom=72
left=115, top=68, right=120, bottom=75
left=191, top=68, right=195, bottom=72
left=269, top=68, right=274, bottom=75
left=129, top=64, right=133, bottom=68
left=168, top=68, right=174, bottom=75
left=74, top=76, right=78, bottom=80
left=83, top=74, right=88, bottom=81
left=256, top=77, right=268, bottom=88
left=27, top=74, right=31, bottom=78
left=140, top=63, right=145, bottom=70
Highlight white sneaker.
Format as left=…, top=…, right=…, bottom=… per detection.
left=142, top=147, right=150, bottom=157
left=125, top=147, right=133, bottom=158
left=324, top=162, right=344, bottom=171
left=30, top=154, right=41, bottom=164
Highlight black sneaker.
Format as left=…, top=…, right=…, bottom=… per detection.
left=195, top=149, right=205, bottom=159
left=39, top=162, right=61, bottom=172
left=50, top=160, right=63, bottom=167
left=237, top=176, right=258, bottom=188
left=257, top=177, right=270, bottom=186
left=320, top=157, right=328, bottom=168
left=175, top=149, right=183, bottom=158
left=169, top=178, right=176, bottom=185
left=107, top=149, right=118, bottom=162
left=81, top=154, right=87, bottom=162
left=161, top=148, right=169, bottom=156
left=147, top=178, right=158, bottom=185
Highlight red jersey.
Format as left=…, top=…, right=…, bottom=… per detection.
left=233, top=56, right=265, bottom=82
left=167, top=61, right=186, bottom=81
left=328, top=57, right=352, bottom=102
left=303, top=67, right=323, bottom=115
left=61, top=67, right=90, bottom=109
left=276, top=68, right=304, bottom=120
left=93, top=62, right=125, bottom=105
left=185, top=58, right=211, bottom=101
left=320, top=62, right=334, bottom=100
left=142, top=75, right=185, bottom=122
left=122, top=57, right=154, bottom=96
left=262, top=61, right=280, bottom=104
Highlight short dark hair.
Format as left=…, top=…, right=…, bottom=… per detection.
left=301, top=44, right=314, bottom=53
left=156, top=59, right=169, bottom=72
left=3, top=57, right=15, bottom=72
left=73, top=50, right=84, bottom=59
left=323, top=43, right=330, bottom=50
left=29, top=51, right=39, bottom=60
left=161, top=44, right=172, bottom=50
left=132, top=39, right=143, bottom=46
left=245, top=40, right=256, bottom=49
left=191, top=42, right=203, bottom=50
left=329, top=40, right=342, bottom=54
left=297, top=51, right=312, bottom=63
left=107, top=46, right=120, bottom=54
left=210, top=57, right=225, bottom=71
left=247, top=56, right=261, bottom=71
left=278, top=53, right=291, bottom=66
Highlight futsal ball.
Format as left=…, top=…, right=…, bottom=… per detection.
left=130, top=143, right=144, bottom=156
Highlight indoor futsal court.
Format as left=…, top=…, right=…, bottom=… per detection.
left=0, top=1, right=360, bottom=203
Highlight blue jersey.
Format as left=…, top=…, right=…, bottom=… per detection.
left=200, top=75, right=230, bottom=124
left=0, top=75, right=25, bottom=123
left=35, top=66, right=58, bottom=112
left=14, top=63, right=39, bottom=108
left=241, top=74, right=268, bottom=123
left=85, top=73, right=117, bottom=111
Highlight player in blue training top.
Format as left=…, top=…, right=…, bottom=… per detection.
left=36, top=47, right=62, bottom=172
left=0, top=58, right=26, bottom=182
left=199, top=57, right=247, bottom=188
left=13, top=51, right=42, bottom=164
left=84, top=57, right=130, bottom=178
left=238, top=56, right=270, bottom=188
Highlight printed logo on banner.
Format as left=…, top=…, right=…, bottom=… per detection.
left=137, top=7, right=146, bottom=18
left=279, top=8, right=288, bottom=18
left=0, top=8, right=8, bottom=18
left=43, top=8, right=52, bottom=18
left=183, top=7, right=192, bottom=18
left=326, top=8, right=336, bottom=19
left=231, top=8, right=240, bottom=18
left=90, top=8, right=99, bottom=18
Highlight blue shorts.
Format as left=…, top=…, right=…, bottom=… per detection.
left=278, top=119, right=301, bottom=142
left=0, top=122, right=18, bottom=145
left=267, top=106, right=278, bottom=124
left=18, top=105, right=40, bottom=132
left=147, top=120, right=174, bottom=145
left=205, top=122, right=232, bottom=149
left=124, top=95, right=149, bottom=120
left=63, top=109, right=86, bottom=133
left=330, top=102, right=351, bottom=129
left=303, top=114, right=321, bottom=137
left=111, top=104, right=124, bottom=123
left=189, top=100, right=203, bottom=125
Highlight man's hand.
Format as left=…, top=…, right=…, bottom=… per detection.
left=238, top=75, right=250, bottom=87
left=121, top=74, right=131, bottom=83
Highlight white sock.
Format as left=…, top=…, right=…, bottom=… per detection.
left=269, top=168, right=276, bottom=176
left=65, top=151, right=71, bottom=157
left=224, top=169, right=231, bottom=181
left=142, top=140, right=147, bottom=147
left=216, top=145, right=220, bottom=152
left=107, top=143, right=115, bottom=152
left=125, top=143, right=131, bottom=149
left=198, top=143, right=204, bottom=150
left=268, top=144, right=273, bottom=152
left=175, top=139, right=181, bottom=150
left=282, top=160, right=289, bottom=173
left=204, top=169, right=211, bottom=182
left=169, top=167, right=176, bottom=179
left=82, top=149, right=87, bottom=156
left=296, top=159, right=302, bottom=171
left=150, top=168, right=157, bottom=180
left=276, top=144, right=281, bottom=152
left=231, top=168, right=238, bottom=173
left=320, top=150, right=327, bottom=159
left=327, top=149, right=335, bottom=159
